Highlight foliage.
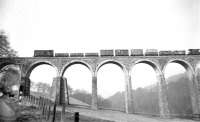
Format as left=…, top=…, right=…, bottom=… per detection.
left=67, top=84, right=73, bottom=95
left=97, top=95, right=111, bottom=109
left=0, top=65, right=20, bottom=96
left=106, top=92, right=125, bottom=111
left=132, top=87, right=159, bottom=114
left=0, top=31, right=17, bottom=57
left=167, top=73, right=192, bottom=115
left=101, top=73, right=193, bottom=116
left=34, top=82, right=51, bottom=94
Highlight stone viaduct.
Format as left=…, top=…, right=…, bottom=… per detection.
left=0, top=49, right=200, bottom=118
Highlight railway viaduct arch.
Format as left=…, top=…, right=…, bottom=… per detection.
left=0, top=50, right=200, bottom=118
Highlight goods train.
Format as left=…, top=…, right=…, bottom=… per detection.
left=33, top=49, right=200, bottom=57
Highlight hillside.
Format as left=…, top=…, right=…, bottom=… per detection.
left=106, top=73, right=193, bottom=116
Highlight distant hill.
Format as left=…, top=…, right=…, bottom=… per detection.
left=30, top=72, right=193, bottom=117
left=167, top=72, right=188, bottom=83
left=106, top=92, right=125, bottom=111
left=166, top=73, right=192, bottom=115
left=105, top=72, right=193, bottom=116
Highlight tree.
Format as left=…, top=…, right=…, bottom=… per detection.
left=98, top=95, right=111, bottom=109
left=35, top=82, right=51, bottom=94
left=67, top=84, right=73, bottom=95
left=0, top=31, right=17, bottom=57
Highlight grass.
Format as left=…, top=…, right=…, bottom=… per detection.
left=15, top=105, right=114, bottom=122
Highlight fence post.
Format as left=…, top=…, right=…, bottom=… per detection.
left=33, top=96, right=36, bottom=106
left=28, top=96, right=30, bottom=104
left=24, top=96, right=27, bottom=105
left=30, top=95, right=33, bottom=105
left=74, top=112, right=79, bottom=122
left=61, top=103, right=66, bottom=122
left=52, top=103, right=57, bottom=122
left=39, top=97, right=42, bottom=110
left=42, top=103, right=45, bottom=116
left=36, top=97, right=38, bottom=106
left=47, top=105, right=51, bottom=120
left=45, top=104, right=49, bottom=120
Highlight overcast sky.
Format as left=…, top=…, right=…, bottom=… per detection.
left=1, top=0, right=200, bottom=98
left=1, top=0, right=200, bottom=56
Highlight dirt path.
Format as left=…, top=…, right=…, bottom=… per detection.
left=16, top=104, right=198, bottom=122
left=64, top=106, right=198, bottom=122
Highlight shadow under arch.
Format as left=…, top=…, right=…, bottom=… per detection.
left=162, top=59, right=194, bottom=75
left=131, top=59, right=161, bottom=74
left=61, top=60, right=93, bottom=77
left=162, top=59, right=198, bottom=116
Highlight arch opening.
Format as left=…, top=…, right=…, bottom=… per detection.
left=131, top=62, right=160, bottom=115
left=28, top=63, right=57, bottom=98
left=63, top=63, right=92, bottom=107
left=164, top=61, right=194, bottom=117
left=97, top=62, right=125, bottom=112
left=133, top=60, right=160, bottom=73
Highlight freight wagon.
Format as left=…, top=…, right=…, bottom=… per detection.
left=70, top=53, right=84, bottom=57
left=188, top=49, right=200, bottom=55
left=55, top=53, right=69, bottom=57
left=159, top=51, right=173, bottom=56
left=85, top=53, right=99, bottom=57
left=145, top=49, right=158, bottom=56
left=130, top=49, right=143, bottom=56
left=115, top=49, right=129, bottom=56
left=34, top=50, right=54, bottom=57
left=100, top=50, right=114, bottom=56
left=173, top=50, right=185, bottom=55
